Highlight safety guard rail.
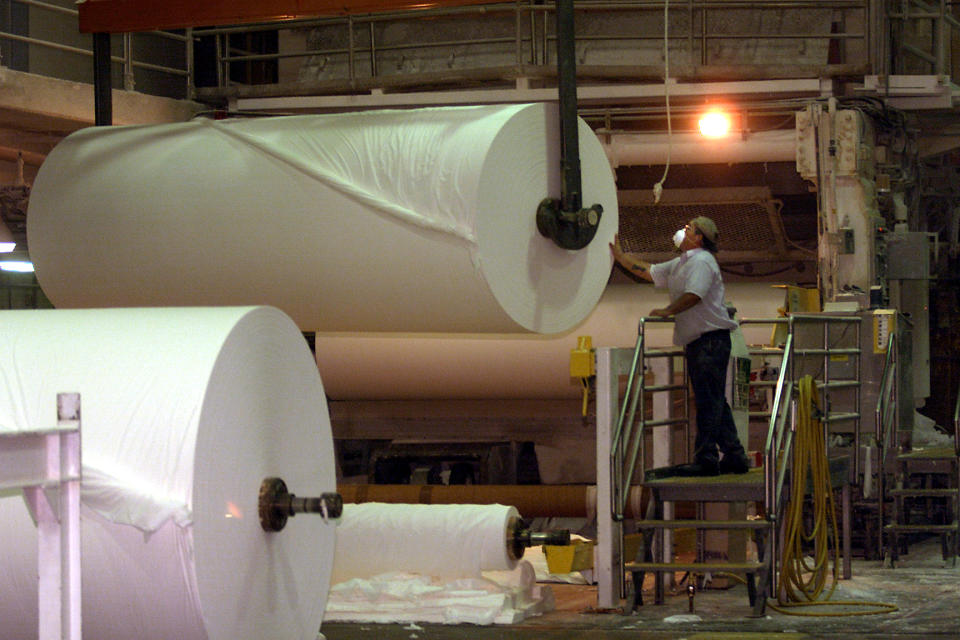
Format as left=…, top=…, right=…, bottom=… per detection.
left=764, top=332, right=794, bottom=538
left=611, top=312, right=861, bottom=525
left=874, top=328, right=897, bottom=556
left=954, top=375, right=960, bottom=458
left=0, top=0, right=191, bottom=98
left=876, top=329, right=898, bottom=457
left=611, top=316, right=686, bottom=521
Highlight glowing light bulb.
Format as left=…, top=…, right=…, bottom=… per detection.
left=698, top=111, right=731, bottom=138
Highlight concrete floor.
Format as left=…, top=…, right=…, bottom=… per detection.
left=321, top=537, right=960, bottom=640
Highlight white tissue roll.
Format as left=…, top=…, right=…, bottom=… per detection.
left=315, top=282, right=788, bottom=400
left=0, top=307, right=336, bottom=640
left=27, top=104, right=618, bottom=334
left=330, top=503, right=520, bottom=584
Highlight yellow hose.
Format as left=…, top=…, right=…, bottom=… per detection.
left=768, top=375, right=898, bottom=617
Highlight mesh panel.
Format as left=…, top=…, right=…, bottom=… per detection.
left=617, top=187, right=793, bottom=261
left=620, top=201, right=778, bottom=254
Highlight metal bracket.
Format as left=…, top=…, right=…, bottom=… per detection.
left=258, top=477, right=343, bottom=532
left=536, top=198, right=603, bottom=250
left=506, top=516, right=571, bottom=561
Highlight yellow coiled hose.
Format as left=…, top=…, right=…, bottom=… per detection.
left=768, top=375, right=897, bottom=617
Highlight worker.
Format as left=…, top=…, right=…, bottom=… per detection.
left=610, top=217, right=750, bottom=478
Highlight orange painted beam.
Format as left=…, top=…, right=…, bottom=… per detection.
left=78, top=0, right=502, bottom=33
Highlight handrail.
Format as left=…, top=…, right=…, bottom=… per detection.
left=764, top=332, right=794, bottom=519
left=873, top=328, right=897, bottom=562
left=611, top=316, right=677, bottom=520
left=0, top=0, right=191, bottom=98
left=192, top=0, right=872, bottom=94
left=610, top=328, right=644, bottom=521
left=953, top=375, right=960, bottom=457
left=875, top=330, right=898, bottom=456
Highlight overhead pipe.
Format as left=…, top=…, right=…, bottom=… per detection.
left=601, top=128, right=797, bottom=168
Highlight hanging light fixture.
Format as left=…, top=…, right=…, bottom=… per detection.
left=0, top=216, right=14, bottom=253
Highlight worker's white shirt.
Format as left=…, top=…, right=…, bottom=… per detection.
left=649, top=248, right=738, bottom=346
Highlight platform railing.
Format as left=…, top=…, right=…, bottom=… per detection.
left=953, top=375, right=960, bottom=458
left=876, top=329, right=899, bottom=457
left=764, top=333, right=795, bottom=522
left=611, top=316, right=686, bottom=521
left=0, top=0, right=191, bottom=98
left=194, top=0, right=873, bottom=95
left=874, top=329, right=898, bottom=556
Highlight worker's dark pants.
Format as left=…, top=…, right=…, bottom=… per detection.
left=685, top=329, right=746, bottom=466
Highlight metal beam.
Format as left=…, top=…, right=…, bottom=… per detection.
left=92, top=33, right=112, bottom=126
left=78, top=0, right=502, bottom=33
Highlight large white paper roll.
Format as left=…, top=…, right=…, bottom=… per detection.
left=330, top=503, right=520, bottom=584
left=0, top=307, right=336, bottom=640
left=314, top=282, right=787, bottom=399
left=27, top=104, right=618, bottom=334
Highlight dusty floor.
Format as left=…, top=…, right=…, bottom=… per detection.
left=321, top=537, right=960, bottom=639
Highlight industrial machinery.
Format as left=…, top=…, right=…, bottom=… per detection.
left=2, top=0, right=960, bottom=630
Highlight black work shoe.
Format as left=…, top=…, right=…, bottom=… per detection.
left=645, top=462, right=719, bottom=480
left=719, top=454, right=750, bottom=474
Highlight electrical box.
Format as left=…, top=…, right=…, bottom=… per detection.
left=841, top=227, right=855, bottom=254
left=873, top=309, right=896, bottom=354
left=771, top=285, right=820, bottom=346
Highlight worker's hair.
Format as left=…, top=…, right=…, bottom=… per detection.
left=700, top=233, right=718, bottom=254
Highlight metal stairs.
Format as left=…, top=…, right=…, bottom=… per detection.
left=611, top=316, right=860, bottom=617
left=885, top=445, right=959, bottom=566
left=626, top=469, right=773, bottom=617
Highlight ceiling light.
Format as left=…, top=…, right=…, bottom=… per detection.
left=698, top=111, right=731, bottom=138
left=0, top=260, right=33, bottom=272
left=0, top=217, right=14, bottom=253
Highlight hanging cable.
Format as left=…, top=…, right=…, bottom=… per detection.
left=652, top=0, right=671, bottom=204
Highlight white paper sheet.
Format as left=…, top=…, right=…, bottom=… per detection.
left=27, top=104, right=618, bottom=334
left=331, top=503, right=519, bottom=584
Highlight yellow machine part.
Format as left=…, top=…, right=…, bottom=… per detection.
left=570, top=336, right=595, bottom=416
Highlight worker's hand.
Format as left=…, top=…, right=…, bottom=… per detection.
left=609, top=234, right=625, bottom=260
left=650, top=308, right=671, bottom=317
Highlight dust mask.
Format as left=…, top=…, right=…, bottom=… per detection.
left=673, top=228, right=685, bottom=249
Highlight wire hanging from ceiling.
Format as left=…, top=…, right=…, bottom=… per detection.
left=652, top=0, right=671, bottom=204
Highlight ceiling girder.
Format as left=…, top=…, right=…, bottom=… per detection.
left=78, top=0, right=500, bottom=33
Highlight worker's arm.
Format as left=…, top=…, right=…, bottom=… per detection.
left=650, top=292, right=701, bottom=317
left=610, top=238, right=653, bottom=282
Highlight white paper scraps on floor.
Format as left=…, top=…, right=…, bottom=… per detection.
left=324, top=561, right=554, bottom=625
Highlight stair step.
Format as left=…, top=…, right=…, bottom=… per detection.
left=897, top=446, right=957, bottom=461
left=884, top=523, right=958, bottom=533
left=635, top=519, right=772, bottom=530
left=890, top=488, right=957, bottom=498
left=625, top=561, right=764, bottom=573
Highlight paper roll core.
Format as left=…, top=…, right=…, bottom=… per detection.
left=258, top=476, right=344, bottom=532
